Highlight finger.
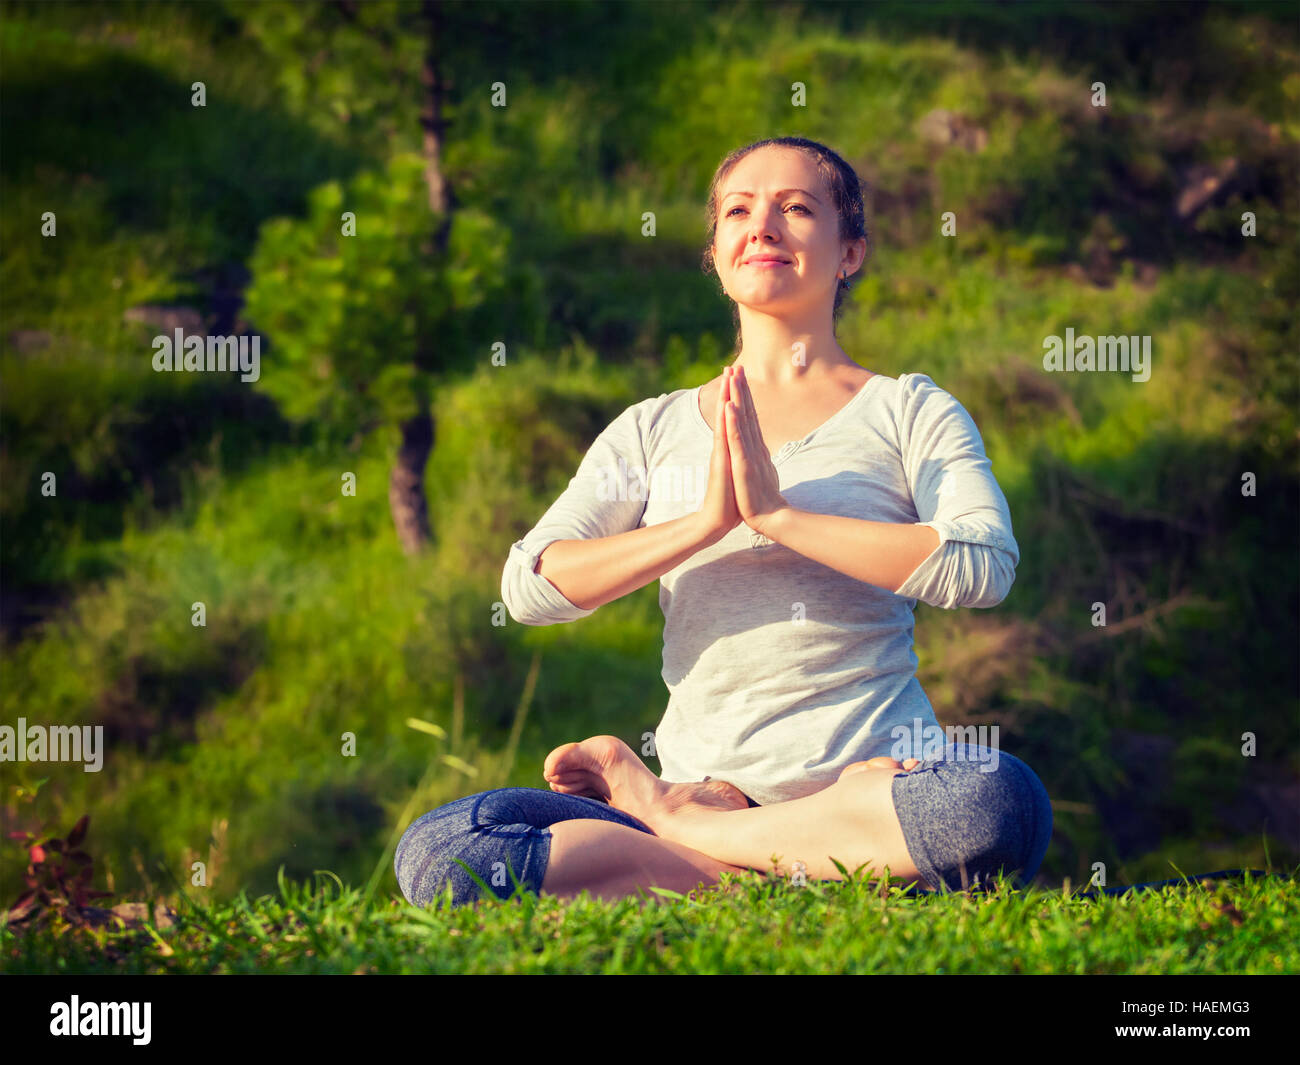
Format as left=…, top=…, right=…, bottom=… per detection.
left=735, top=369, right=766, bottom=458
left=736, top=366, right=754, bottom=420
left=729, top=400, right=749, bottom=450
left=714, top=375, right=734, bottom=472
left=737, top=365, right=753, bottom=417
left=726, top=404, right=751, bottom=491
left=726, top=401, right=744, bottom=454
left=737, top=378, right=764, bottom=460
left=725, top=404, right=749, bottom=513
left=726, top=369, right=749, bottom=440
left=722, top=375, right=740, bottom=458
left=714, top=390, right=728, bottom=459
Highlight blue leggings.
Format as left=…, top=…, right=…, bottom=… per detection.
left=394, top=743, right=1053, bottom=908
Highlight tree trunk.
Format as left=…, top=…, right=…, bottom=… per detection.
left=388, top=0, right=452, bottom=554
left=421, top=0, right=454, bottom=250
left=389, top=409, right=434, bottom=555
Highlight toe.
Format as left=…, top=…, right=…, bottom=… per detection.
left=543, top=741, right=583, bottom=778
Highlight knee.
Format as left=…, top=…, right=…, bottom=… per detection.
left=1002, top=756, right=1054, bottom=882
left=973, top=758, right=1053, bottom=887
left=955, top=754, right=1052, bottom=840
left=394, top=788, right=552, bottom=909
left=394, top=806, right=460, bottom=909
left=894, top=754, right=1053, bottom=891
left=394, top=789, right=515, bottom=909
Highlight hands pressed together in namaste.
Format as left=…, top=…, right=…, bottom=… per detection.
left=698, top=364, right=791, bottom=542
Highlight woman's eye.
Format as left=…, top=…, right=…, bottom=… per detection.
left=726, top=204, right=810, bottom=217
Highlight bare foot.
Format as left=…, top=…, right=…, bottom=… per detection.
left=543, top=735, right=750, bottom=833
left=837, top=756, right=922, bottom=782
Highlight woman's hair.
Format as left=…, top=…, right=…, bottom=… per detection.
left=700, top=136, right=870, bottom=352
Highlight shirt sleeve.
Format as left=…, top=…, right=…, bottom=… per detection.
left=892, top=373, right=1020, bottom=610
left=501, top=400, right=652, bottom=625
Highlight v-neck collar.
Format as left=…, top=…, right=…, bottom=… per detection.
left=691, top=372, right=883, bottom=463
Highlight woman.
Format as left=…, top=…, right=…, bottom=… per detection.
left=395, top=137, right=1053, bottom=908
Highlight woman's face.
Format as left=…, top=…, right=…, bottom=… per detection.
left=711, top=146, right=857, bottom=319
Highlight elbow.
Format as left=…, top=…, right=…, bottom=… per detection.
left=500, top=563, right=592, bottom=626
left=503, top=598, right=539, bottom=627
left=500, top=590, right=558, bottom=627
left=500, top=569, right=544, bottom=626
left=919, top=548, right=1017, bottom=610
left=959, top=550, right=1017, bottom=609
left=960, top=587, right=1010, bottom=610
left=500, top=594, right=534, bottom=627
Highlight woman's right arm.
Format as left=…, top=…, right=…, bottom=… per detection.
left=504, top=369, right=742, bottom=624
left=534, top=513, right=721, bottom=611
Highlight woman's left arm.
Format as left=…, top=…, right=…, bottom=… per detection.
left=728, top=371, right=1018, bottom=606
left=762, top=509, right=942, bottom=593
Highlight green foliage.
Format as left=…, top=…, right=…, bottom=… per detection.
left=0, top=0, right=357, bottom=592
left=242, top=152, right=512, bottom=432
left=229, top=0, right=426, bottom=159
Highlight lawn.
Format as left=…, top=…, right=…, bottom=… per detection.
left=4, top=865, right=1295, bottom=975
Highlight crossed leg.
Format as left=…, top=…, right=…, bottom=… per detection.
left=539, top=820, right=757, bottom=902
left=540, top=736, right=930, bottom=902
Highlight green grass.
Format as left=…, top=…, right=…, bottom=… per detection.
left=4, top=866, right=1296, bottom=974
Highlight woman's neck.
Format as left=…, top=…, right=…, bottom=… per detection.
left=732, top=339, right=856, bottom=386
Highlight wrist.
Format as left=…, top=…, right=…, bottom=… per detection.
left=758, top=504, right=796, bottom=541
left=687, top=512, right=726, bottom=548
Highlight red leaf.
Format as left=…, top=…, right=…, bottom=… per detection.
left=69, top=851, right=92, bottom=866
left=45, top=839, right=65, bottom=854
left=5, top=891, right=37, bottom=922
left=66, top=815, right=89, bottom=847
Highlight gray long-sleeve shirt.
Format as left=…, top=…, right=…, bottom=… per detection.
left=501, top=372, right=1020, bottom=804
